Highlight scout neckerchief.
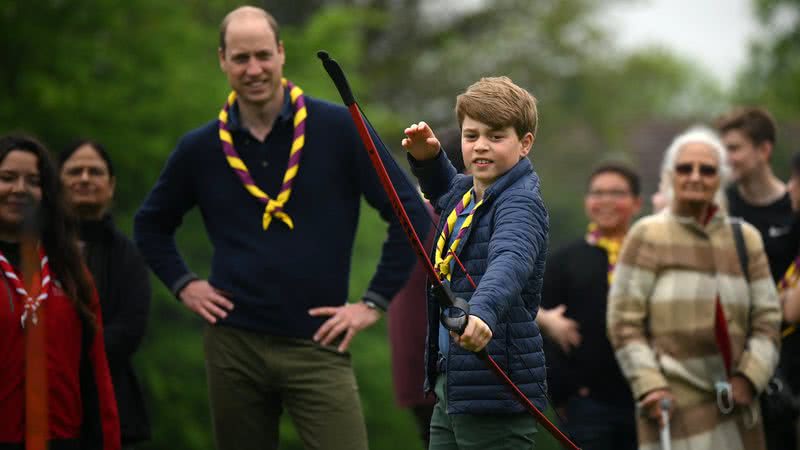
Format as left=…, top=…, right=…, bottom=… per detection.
left=779, top=256, right=800, bottom=337
left=218, top=78, right=307, bottom=230
left=585, top=222, right=621, bottom=284
left=0, top=246, right=50, bottom=328
left=779, top=256, right=800, bottom=292
left=434, top=189, right=483, bottom=281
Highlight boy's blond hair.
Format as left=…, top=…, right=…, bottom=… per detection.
left=455, top=76, right=538, bottom=139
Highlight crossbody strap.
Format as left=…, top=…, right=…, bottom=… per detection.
left=731, top=219, right=749, bottom=282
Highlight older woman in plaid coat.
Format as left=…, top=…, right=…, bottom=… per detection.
left=608, top=126, right=781, bottom=450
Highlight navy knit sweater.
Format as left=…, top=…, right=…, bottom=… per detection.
left=134, top=91, right=427, bottom=338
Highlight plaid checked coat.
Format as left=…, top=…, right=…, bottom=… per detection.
left=608, top=209, right=781, bottom=450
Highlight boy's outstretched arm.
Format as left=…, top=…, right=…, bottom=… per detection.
left=402, top=121, right=441, bottom=161
left=403, top=121, right=461, bottom=209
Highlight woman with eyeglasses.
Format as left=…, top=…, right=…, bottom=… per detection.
left=59, top=140, right=151, bottom=449
left=542, top=163, right=642, bottom=450
left=607, top=126, right=781, bottom=450
left=0, top=134, right=120, bottom=449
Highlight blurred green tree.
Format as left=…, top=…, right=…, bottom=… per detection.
left=0, top=1, right=732, bottom=449
left=735, top=0, right=800, bottom=118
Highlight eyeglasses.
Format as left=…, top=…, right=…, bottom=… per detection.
left=587, top=189, right=632, bottom=200
left=674, top=163, right=718, bottom=177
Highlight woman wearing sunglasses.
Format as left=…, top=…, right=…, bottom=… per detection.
left=607, top=126, right=781, bottom=450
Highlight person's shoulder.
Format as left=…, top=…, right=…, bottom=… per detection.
left=496, top=171, right=546, bottom=218
left=178, top=119, right=219, bottom=149
left=729, top=216, right=766, bottom=250
left=549, top=238, right=589, bottom=261
left=500, top=168, right=543, bottom=201
left=627, top=212, right=670, bottom=241
left=164, top=119, right=219, bottom=163
left=105, top=221, right=145, bottom=257
left=304, top=95, right=352, bottom=125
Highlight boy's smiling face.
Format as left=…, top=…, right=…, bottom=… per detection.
left=461, top=115, right=533, bottom=195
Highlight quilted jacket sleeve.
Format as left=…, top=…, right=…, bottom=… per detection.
left=408, top=150, right=460, bottom=215
left=468, top=190, right=547, bottom=333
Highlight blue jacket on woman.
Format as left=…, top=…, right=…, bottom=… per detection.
left=409, top=150, right=549, bottom=414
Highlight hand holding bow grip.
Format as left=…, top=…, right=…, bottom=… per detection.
left=431, top=282, right=490, bottom=359
left=432, top=282, right=470, bottom=333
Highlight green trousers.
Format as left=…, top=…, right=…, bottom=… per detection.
left=429, top=376, right=537, bottom=450
left=203, top=325, right=368, bottom=450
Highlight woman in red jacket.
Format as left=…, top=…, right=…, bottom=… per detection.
left=0, top=134, right=120, bottom=450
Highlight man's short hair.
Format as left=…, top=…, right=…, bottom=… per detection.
left=587, top=163, right=641, bottom=196
left=714, top=106, right=777, bottom=146
left=455, top=76, right=538, bottom=140
left=219, top=6, right=280, bottom=52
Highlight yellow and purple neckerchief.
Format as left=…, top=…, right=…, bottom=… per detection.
left=434, top=189, right=483, bottom=281
left=779, top=256, right=800, bottom=292
left=218, top=78, right=307, bottom=230
left=780, top=256, right=800, bottom=337
left=585, top=222, right=621, bottom=284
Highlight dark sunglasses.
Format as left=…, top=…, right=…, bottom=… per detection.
left=674, top=163, right=718, bottom=177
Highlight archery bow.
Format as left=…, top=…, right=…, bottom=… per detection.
left=22, top=197, right=47, bottom=450
left=317, top=51, right=581, bottom=450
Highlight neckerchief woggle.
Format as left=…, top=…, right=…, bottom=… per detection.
left=218, top=78, right=307, bottom=230
left=0, top=246, right=51, bottom=328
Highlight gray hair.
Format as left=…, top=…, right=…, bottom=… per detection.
left=658, top=125, right=731, bottom=208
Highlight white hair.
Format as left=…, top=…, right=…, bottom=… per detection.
left=658, top=125, right=731, bottom=208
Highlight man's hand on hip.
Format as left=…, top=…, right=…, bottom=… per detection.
left=309, top=302, right=381, bottom=353
left=179, top=280, right=234, bottom=324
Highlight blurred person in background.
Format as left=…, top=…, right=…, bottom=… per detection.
left=779, top=151, right=800, bottom=449
left=608, top=126, right=781, bottom=450
left=782, top=152, right=800, bottom=324
left=0, top=134, right=120, bottom=449
left=650, top=175, right=670, bottom=214
left=59, top=140, right=151, bottom=449
left=542, top=163, right=641, bottom=450
left=717, top=107, right=800, bottom=449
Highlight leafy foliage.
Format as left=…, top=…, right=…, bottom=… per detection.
left=2, top=0, right=767, bottom=449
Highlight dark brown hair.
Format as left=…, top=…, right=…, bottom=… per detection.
left=715, top=107, right=777, bottom=145
left=0, top=134, right=96, bottom=331
left=587, top=163, right=641, bottom=196
left=58, top=139, right=115, bottom=177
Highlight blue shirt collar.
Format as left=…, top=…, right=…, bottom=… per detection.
left=227, top=86, right=294, bottom=132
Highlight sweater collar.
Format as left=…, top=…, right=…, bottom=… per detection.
left=227, top=86, right=293, bottom=133
left=668, top=204, right=726, bottom=234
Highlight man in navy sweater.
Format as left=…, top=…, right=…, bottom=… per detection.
left=133, top=6, right=426, bottom=450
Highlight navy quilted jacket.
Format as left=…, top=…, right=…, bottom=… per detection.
left=410, top=151, right=549, bottom=414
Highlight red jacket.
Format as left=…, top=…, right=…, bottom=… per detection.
left=0, top=268, right=120, bottom=449
left=388, top=208, right=437, bottom=409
